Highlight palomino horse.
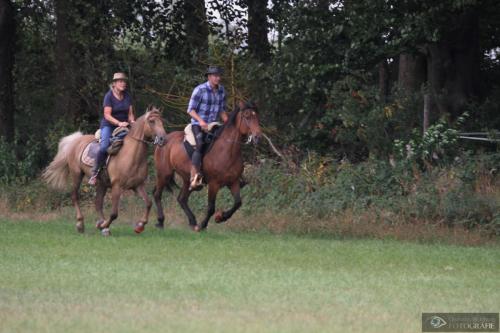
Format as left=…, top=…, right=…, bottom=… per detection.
left=42, top=107, right=167, bottom=235
left=153, top=101, right=262, bottom=231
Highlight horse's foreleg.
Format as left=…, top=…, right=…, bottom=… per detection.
left=71, top=172, right=85, bottom=233
left=97, top=185, right=121, bottom=235
left=153, top=177, right=167, bottom=229
left=200, top=182, right=220, bottom=230
left=177, top=181, right=197, bottom=231
left=95, top=182, right=107, bottom=227
left=134, top=184, right=152, bottom=234
left=215, top=182, right=242, bottom=224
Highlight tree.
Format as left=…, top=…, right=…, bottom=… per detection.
left=184, top=0, right=209, bottom=64
left=0, top=0, right=15, bottom=140
left=54, top=0, right=116, bottom=123
left=244, top=0, right=270, bottom=61
left=54, top=0, right=74, bottom=120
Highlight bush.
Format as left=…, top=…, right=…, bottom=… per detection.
left=0, top=136, right=46, bottom=185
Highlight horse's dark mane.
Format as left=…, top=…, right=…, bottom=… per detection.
left=226, top=107, right=240, bottom=128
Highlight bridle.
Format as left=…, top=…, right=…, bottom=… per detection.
left=127, top=115, right=166, bottom=147
left=222, top=108, right=260, bottom=145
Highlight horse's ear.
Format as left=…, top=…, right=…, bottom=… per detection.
left=247, top=100, right=258, bottom=111
left=146, top=103, right=152, bottom=113
left=238, top=100, right=245, bottom=110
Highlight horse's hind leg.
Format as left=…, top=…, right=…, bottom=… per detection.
left=71, top=172, right=85, bottom=233
left=177, top=181, right=198, bottom=231
left=134, top=184, right=152, bottom=234
left=200, top=182, right=221, bottom=230
left=215, top=182, right=242, bottom=224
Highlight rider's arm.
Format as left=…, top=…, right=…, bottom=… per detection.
left=189, top=109, right=208, bottom=129
left=187, top=86, right=208, bottom=130
left=128, top=105, right=135, bottom=124
left=220, top=111, right=228, bottom=123
left=104, top=107, right=128, bottom=127
left=219, top=89, right=228, bottom=123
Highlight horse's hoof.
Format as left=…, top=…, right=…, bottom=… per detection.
left=134, top=222, right=145, bottom=234
left=191, top=225, right=201, bottom=232
left=96, top=220, right=105, bottom=230
left=214, top=211, right=224, bottom=223
left=155, top=222, right=164, bottom=229
left=76, top=223, right=85, bottom=233
left=101, top=228, right=111, bottom=237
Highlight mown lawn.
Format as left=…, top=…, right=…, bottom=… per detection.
left=0, top=219, right=498, bottom=333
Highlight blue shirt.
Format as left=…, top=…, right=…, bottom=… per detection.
left=100, top=90, right=132, bottom=127
left=187, top=81, right=226, bottom=125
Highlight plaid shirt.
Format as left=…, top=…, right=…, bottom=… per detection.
left=187, top=81, right=226, bottom=125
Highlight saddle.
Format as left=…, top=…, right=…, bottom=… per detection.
left=183, top=122, right=223, bottom=159
left=81, top=127, right=129, bottom=167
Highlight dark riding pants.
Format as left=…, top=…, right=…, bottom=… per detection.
left=93, top=125, right=116, bottom=174
left=191, top=125, right=206, bottom=173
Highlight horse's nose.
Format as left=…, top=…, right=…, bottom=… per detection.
left=253, top=134, right=261, bottom=145
left=156, top=135, right=166, bottom=147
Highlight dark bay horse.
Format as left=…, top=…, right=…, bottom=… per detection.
left=153, top=102, right=262, bottom=231
left=42, top=108, right=167, bottom=235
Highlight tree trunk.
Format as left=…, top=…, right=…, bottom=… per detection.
left=184, top=0, right=208, bottom=64
left=378, top=60, right=389, bottom=103
left=425, top=10, right=480, bottom=118
left=54, top=0, right=76, bottom=120
left=245, top=0, right=270, bottom=62
left=0, top=0, right=15, bottom=141
left=398, top=52, right=426, bottom=91
left=423, top=93, right=430, bottom=134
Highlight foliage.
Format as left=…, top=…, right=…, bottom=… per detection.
left=0, top=136, right=45, bottom=184
left=394, top=121, right=461, bottom=168
left=239, top=152, right=499, bottom=230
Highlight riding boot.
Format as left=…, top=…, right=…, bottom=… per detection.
left=89, top=149, right=106, bottom=185
left=189, top=150, right=203, bottom=191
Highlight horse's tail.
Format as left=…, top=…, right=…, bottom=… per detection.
left=42, top=132, right=83, bottom=190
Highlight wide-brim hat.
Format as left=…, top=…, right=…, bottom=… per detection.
left=205, top=66, right=223, bottom=76
left=112, top=72, right=128, bottom=81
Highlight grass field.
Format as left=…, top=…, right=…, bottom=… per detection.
left=0, top=217, right=498, bottom=333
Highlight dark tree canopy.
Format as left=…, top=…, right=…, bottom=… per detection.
left=0, top=0, right=499, bottom=177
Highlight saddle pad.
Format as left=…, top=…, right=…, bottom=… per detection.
left=81, top=140, right=99, bottom=167
left=184, top=122, right=222, bottom=146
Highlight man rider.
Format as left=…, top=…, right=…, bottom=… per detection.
left=187, top=66, right=228, bottom=190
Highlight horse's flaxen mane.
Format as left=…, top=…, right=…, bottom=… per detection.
left=128, top=107, right=162, bottom=137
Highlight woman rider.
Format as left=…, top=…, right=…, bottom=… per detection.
left=88, top=72, right=135, bottom=185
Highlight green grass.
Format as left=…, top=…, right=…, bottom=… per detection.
left=0, top=219, right=498, bottom=333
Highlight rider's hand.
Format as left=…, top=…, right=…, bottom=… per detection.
left=199, top=120, right=208, bottom=132
left=118, top=121, right=129, bottom=127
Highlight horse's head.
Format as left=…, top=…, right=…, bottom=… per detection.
left=232, top=100, right=262, bottom=145
left=142, top=106, right=167, bottom=147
